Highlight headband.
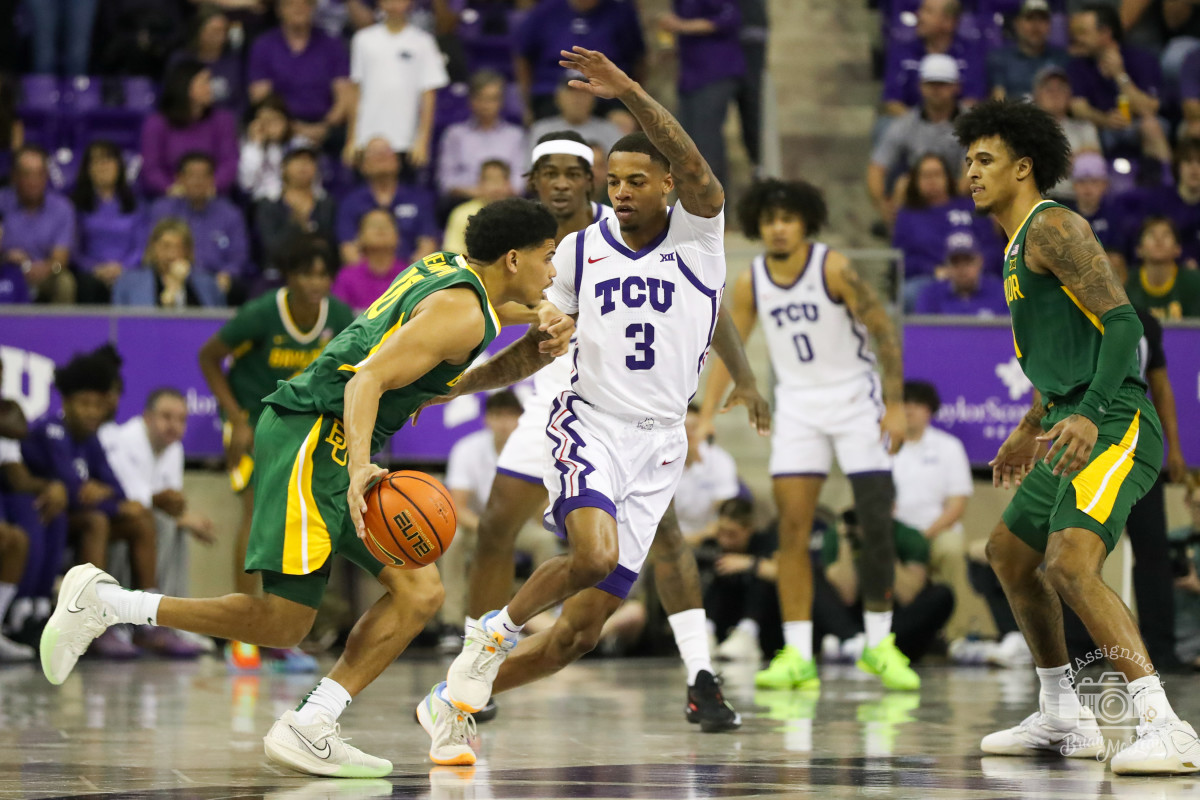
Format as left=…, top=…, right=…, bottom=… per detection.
left=531, top=139, right=594, bottom=166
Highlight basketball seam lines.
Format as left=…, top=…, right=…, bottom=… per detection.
left=393, top=473, right=458, bottom=534
left=394, top=486, right=444, bottom=553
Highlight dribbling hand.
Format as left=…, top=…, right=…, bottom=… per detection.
left=559, top=47, right=637, bottom=100
left=348, top=462, right=388, bottom=540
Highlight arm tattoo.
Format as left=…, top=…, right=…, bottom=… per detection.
left=1026, top=207, right=1131, bottom=317
left=619, top=85, right=724, bottom=216
left=843, top=265, right=903, bottom=404
left=452, top=328, right=553, bottom=395
left=710, top=308, right=756, bottom=387
left=1022, top=390, right=1047, bottom=430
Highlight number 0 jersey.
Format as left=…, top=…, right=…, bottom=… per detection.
left=266, top=252, right=500, bottom=452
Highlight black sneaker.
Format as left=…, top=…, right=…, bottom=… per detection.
left=686, top=670, right=741, bottom=732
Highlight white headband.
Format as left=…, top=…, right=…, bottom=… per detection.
left=531, top=139, right=594, bottom=166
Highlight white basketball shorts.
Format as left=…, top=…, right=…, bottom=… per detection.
left=495, top=394, right=553, bottom=486
left=769, top=373, right=893, bottom=478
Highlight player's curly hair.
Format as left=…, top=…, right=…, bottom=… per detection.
left=737, top=179, right=828, bottom=239
left=55, top=347, right=120, bottom=398
left=279, top=233, right=336, bottom=276
left=953, top=99, right=1072, bottom=195
left=464, top=197, right=557, bottom=263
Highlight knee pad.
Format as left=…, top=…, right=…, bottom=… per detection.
left=849, top=472, right=896, bottom=604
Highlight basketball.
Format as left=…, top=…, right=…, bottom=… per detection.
left=361, top=471, right=457, bottom=569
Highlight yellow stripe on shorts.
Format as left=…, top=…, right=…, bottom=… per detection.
left=283, top=416, right=332, bottom=574
left=1072, top=410, right=1140, bottom=523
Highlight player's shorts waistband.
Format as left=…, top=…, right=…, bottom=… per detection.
left=565, top=393, right=685, bottom=431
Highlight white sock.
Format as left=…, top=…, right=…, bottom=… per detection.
left=294, top=677, right=352, bottom=725
left=783, top=621, right=813, bottom=660
left=1128, top=674, right=1178, bottom=727
left=0, top=582, right=16, bottom=623
left=863, top=611, right=893, bottom=649
left=486, top=606, right=523, bottom=639
left=464, top=615, right=479, bottom=638
left=667, top=608, right=712, bottom=684
left=735, top=618, right=760, bottom=640
left=1036, top=664, right=1082, bottom=720
left=95, top=584, right=162, bottom=625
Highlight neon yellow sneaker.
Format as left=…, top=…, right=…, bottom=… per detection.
left=754, top=646, right=820, bottom=690
left=857, top=633, right=921, bottom=691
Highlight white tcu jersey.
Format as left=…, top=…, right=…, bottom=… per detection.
left=751, top=244, right=876, bottom=392
left=545, top=205, right=727, bottom=424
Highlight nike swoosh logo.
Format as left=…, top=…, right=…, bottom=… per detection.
left=66, top=576, right=100, bottom=613
left=587, top=256, right=609, bottom=263
left=289, top=726, right=332, bottom=759
left=661, top=457, right=679, bottom=466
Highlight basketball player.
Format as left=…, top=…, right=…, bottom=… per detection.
left=955, top=100, right=1199, bottom=773
left=416, top=46, right=766, bottom=765
left=463, top=130, right=767, bottom=730
left=701, top=179, right=918, bottom=692
left=198, top=235, right=354, bottom=673
left=40, top=199, right=571, bottom=779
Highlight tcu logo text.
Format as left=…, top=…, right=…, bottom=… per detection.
left=596, top=277, right=676, bottom=315
left=393, top=510, right=433, bottom=558
left=769, top=302, right=820, bottom=327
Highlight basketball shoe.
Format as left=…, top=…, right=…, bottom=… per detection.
left=856, top=634, right=921, bottom=691
left=980, top=701, right=1104, bottom=758
left=40, top=563, right=118, bottom=684
left=686, top=670, right=741, bottom=732
left=263, top=709, right=392, bottom=778
left=417, top=682, right=478, bottom=766
left=1110, top=718, right=1200, bottom=774
left=446, top=611, right=516, bottom=713
left=755, top=646, right=820, bottom=690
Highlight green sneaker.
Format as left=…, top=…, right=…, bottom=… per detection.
left=856, top=633, right=921, bottom=691
left=754, top=646, right=820, bottom=690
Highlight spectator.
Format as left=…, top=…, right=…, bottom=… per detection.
left=254, top=146, right=337, bottom=273
left=516, top=0, right=646, bottom=120
left=913, top=232, right=1009, bottom=316
left=345, top=0, right=449, bottom=167
left=140, top=60, right=239, bottom=197
left=676, top=404, right=740, bottom=542
left=883, top=0, right=986, bottom=115
left=442, top=160, right=516, bottom=255
left=0, top=212, right=29, bottom=304
left=0, top=371, right=31, bottom=660
left=71, top=141, right=145, bottom=305
left=27, top=0, right=99, bottom=77
left=1143, top=138, right=1200, bottom=270
left=987, top=0, right=1068, bottom=100
left=1067, top=152, right=1132, bottom=268
left=868, top=54, right=966, bottom=230
left=337, top=137, right=439, bottom=264
left=92, top=0, right=188, bottom=78
left=699, top=497, right=782, bottom=663
left=239, top=95, right=297, bottom=202
left=1183, top=47, right=1200, bottom=139
left=331, top=209, right=406, bottom=311
left=659, top=0, right=746, bottom=189
left=248, top=0, right=353, bottom=148
left=1031, top=65, right=1101, bottom=201
left=0, top=146, right=76, bottom=303
left=0, top=75, right=23, bottom=181
left=168, top=4, right=244, bottom=115
left=529, top=81, right=624, bottom=155
left=113, top=218, right=224, bottom=308
left=146, top=153, right=251, bottom=296
left=1170, top=485, right=1200, bottom=670
left=1067, top=3, right=1171, bottom=162
left=437, top=71, right=526, bottom=200
left=1125, top=216, right=1200, bottom=320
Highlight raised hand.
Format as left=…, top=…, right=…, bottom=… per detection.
left=559, top=46, right=636, bottom=100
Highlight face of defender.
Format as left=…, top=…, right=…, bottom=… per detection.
left=507, top=240, right=557, bottom=306
left=607, top=151, right=672, bottom=233
left=759, top=207, right=806, bottom=258
left=965, top=136, right=1028, bottom=216
left=533, top=153, right=592, bottom=220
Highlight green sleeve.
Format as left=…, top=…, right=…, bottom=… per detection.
left=217, top=299, right=268, bottom=351
left=1076, top=304, right=1143, bottom=424
left=893, top=521, right=931, bottom=564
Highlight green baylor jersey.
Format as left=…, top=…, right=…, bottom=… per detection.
left=265, top=251, right=501, bottom=453
left=1003, top=200, right=1146, bottom=405
left=217, top=289, right=356, bottom=425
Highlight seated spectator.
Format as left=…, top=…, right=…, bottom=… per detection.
left=987, top=0, right=1068, bottom=100
left=239, top=95, right=297, bottom=202
left=248, top=0, right=352, bottom=148
left=1143, top=138, right=1200, bottom=270
left=883, top=0, right=986, bottom=115
left=1067, top=4, right=1170, bottom=162
left=0, top=381, right=31, bottom=660
left=0, top=74, right=23, bottom=181
left=442, top=160, right=516, bottom=255
left=868, top=55, right=965, bottom=230
left=113, top=218, right=225, bottom=307
left=529, top=80, right=624, bottom=155
left=71, top=141, right=145, bottom=305
left=676, top=404, right=740, bottom=542
left=0, top=146, right=76, bottom=303
left=167, top=4, right=244, bottom=114
left=254, top=146, right=337, bottom=273
left=345, top=0, right=449, bottom=167
left=331, top=209, right=406, bottom=311
left=140, top=60, right=239, bottom=197
left=913, top=232, right=1008, bottom=316
left=700, top=497, right=781, bottom=663
left=1170, top=484, right=1200, bottom=670
left=337, top=137, right=439, bottom=264
left=147, top=153, right=250, bottom=296
left=817, top=509, right=955, bottom=663
left=1031, top=65, right=1101, bottom=201
left=437, top=71, right=526, bottom=200
left=1067, top=152, right=1132, bottom=269
left=1183, top=47, right=1200, bottom=139
left=1125, top=216, right=1200, bottom=320
left=0, top=212, right=29, bottom=304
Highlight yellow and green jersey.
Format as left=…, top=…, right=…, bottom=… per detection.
left=218, top=288, right=356, bottom=426
left=1004, top=200, right=1146, bottom=405
left=1124, top=265, right=1200, bottom=321
left=265, top=252, right=500, bottom=453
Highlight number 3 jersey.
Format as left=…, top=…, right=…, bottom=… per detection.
left=751, top=243, right=876, bottom=393
left=545, top=205, right=727, bottom=425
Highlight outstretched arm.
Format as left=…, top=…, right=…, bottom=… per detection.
left=559, top=46, right=723, bottom=217
left=700, top=270, right=767, bottom=435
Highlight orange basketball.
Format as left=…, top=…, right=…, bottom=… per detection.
left=361, top=471, right=457, bottom=569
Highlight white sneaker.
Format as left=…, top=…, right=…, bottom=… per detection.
left=1110, top=718, right=1200, bottom=775
left=0, top=633, right=34, bottom=661
left=840, top=633, right=866, bottom=663
left=446, top=611, right=515, bottom=713
left=416, top=682, right=478, bottom=766
left=263, top=709, right=392, bottom=778
left=40, top=563, right=118, bottom=684
left=987, top=632, right=1034, bottom=669
left=716, top=627, right=761, bottom=663
left=981, top=703, right=1104, bottom=758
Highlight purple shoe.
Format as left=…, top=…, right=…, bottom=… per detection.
left=91, top=627, right=141, bottom=659
left=137, top=627, right=204, bottom=659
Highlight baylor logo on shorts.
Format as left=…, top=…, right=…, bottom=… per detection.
left=325, top=419, right=348, bottom=466
left=395, top=510, right=433, bottom=558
